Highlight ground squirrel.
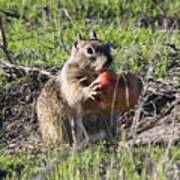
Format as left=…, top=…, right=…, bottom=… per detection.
left=37, top=31, right=113, bottom=144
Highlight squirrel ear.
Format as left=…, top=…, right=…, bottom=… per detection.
left=89, top=30, right=97, bottom=39
left=76, top=32, right=82, bottom=41
left=74, top=32, right=82, bottom=48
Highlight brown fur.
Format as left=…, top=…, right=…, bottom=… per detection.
left=37, top=31, right=113, bottom=143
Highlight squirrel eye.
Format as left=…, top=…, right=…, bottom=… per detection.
left=86, top=47, right=94, bottom=55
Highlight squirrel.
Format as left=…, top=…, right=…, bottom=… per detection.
left=36, top=31, right=113, bottom=144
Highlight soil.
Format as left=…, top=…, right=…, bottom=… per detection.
left=0, top=50, right=179, bottom=154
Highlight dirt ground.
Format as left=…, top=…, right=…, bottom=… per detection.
left=0, top=52, right=179, bottom=154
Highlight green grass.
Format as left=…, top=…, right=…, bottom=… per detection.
left=1, top=0, right=179, bottom=72
left=0, top=0, right=180, bottom=179
left=0, top=151, right=42, bottom=179
left=1, top=144, right=179, bottom=179
left=49, top=144, right=180, bottom=180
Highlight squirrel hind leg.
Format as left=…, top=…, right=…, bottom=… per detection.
left=70, top=116, right=90, bottom=145
left=39, top=121, right=59, bottom=142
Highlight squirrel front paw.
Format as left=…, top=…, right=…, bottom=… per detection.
left=84, top=81, right=102, bottom=101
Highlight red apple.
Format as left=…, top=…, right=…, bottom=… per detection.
left=96, top=71, right=116, bottom=87
left=94, top=71, right=116, bottom=109
left=83, top=71, right=116, bottom=111
left=95, top=71, right=142, bottom=112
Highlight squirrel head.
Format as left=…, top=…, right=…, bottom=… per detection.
left=70, top=31, right=112, bottom=73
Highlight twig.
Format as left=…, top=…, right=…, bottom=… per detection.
left=0, top=16, right=15, bottom=64
left=0, top=59, right=54, bottom=79
left=127, top=99, right=179, bottom=140
left=0, top=9, right=21, bottom=19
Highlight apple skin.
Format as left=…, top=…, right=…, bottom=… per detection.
left=83, top=71, right=116, bottom=111
left=94, top=71, right=116, bottom=109
left=95, top=71, right=142, bottom=112
left=96, top=71, right=116, bottom=88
